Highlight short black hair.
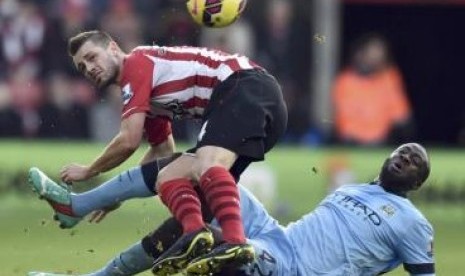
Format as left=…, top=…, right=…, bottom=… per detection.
left=68, top=30, right=113, bottom=56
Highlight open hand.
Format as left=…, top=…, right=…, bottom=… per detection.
left=60, top=163, right=93, bottom=183
left=88, top=203, right=122, bottom=223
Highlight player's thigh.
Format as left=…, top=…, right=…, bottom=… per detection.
left=156, top=153, right=195, bottom=187
left=192, top=145, right=238, bottom=180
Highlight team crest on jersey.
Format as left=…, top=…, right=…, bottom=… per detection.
left=122, top=83, right=134, bottom=105
left=380, top=204, right=396, bottom=217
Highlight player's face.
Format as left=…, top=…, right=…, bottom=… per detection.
left=380, top=143, right=429, bottom=192
left=72, top=41, right=119, bottom=89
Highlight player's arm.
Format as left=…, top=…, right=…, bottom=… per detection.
left=88, top=112, right=146, bottom=174
left=398, top=221, right=435, bottom=276
left=60, top=112, right=146, bottom=182
left=140, top=134, right=175, bottom=165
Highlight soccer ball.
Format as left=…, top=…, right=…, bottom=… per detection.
left=186, top=0, right=247, bottom=28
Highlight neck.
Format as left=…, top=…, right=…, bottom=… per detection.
left=116, top=52, right=127, bottom=84
left=377, top=181, right=408, bottom=198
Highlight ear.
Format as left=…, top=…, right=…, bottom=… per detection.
left=109, top=41, right=119, bottom=55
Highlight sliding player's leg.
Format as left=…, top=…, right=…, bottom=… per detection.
left=27, top=218, right=223, bottom=276
left=90, top=217, right=184, bottom=276
left=26, top=218, right=180, bottom=276
left=28, top=154, right=181, bottom=228
left=90, top=220, right=223, bottom=276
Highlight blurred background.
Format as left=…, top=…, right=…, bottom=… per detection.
left=1, top=0, right=465, bottom=275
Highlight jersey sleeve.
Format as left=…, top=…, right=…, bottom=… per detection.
left=144, top=116, right=172, bottom=146
left=120, top=51, right=155, bottom=119
left=398, top=220, right=435, bottom=275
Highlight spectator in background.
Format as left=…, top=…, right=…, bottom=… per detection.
left=7, top=64, right=44, bottom=137
left=0, top=0, right=46, bottom=78
left=152, top=3, right=199, bottom=46
left=0, top=82, right=22, bottom=137
left=89, top=86, right=122, bottom=143
left=42, top=0, right=95, bottom=77
left=332, top=33, right=413, bottom=145
left=38, top=73, right=92, bottom=139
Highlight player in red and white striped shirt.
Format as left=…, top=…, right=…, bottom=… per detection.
left=62, top=30, right=287, bottom=274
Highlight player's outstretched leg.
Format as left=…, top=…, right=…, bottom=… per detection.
left=28, top=167, right=81, bottom=229
left=186, top=243, right=255, bottom=275
left=151, top=227, right=214, bottom=276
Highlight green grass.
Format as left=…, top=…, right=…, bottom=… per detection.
left=0, top=195, right=167, bottom=275
left=1, top=140, right=465, bottom=275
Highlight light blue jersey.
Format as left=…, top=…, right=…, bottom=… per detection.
left=286, top=183, right=435, bottom=275
left=235, top=183, right=435, bottom=276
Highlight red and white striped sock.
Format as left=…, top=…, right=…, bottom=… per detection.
left=200, top=166, right=245, bottom=244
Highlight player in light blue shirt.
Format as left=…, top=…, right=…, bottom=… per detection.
left=232, top=142, right=434, bottom=276
left=281, top=183, right=434, bottom=275
left=28, top=143, right=434, bottom=275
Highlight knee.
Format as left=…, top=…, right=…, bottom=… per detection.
left=191, top=161, right=228, bottom=182
left=155, top=164, right=196, bottom=190
left=193, top=147, right=237, bottom=181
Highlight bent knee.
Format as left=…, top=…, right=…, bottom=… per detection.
left=193, top=146, right=237, bottom=181
left=155, top=166, right=193, bottom=190
left=191, top=161, right=230, bottom=182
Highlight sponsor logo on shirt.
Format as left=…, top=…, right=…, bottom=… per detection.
left=330, top=192, right=382, bottom=226
left=122, top=83, right=133, bottom=105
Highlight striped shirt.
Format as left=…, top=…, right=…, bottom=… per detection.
left=118, top=45, right=259, bottom=145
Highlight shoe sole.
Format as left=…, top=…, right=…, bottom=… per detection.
left=152, top=231, right=214, bottom=276
left=186, top=245, right=255, bottom=275
left=28, top=168, right=79, bottom=229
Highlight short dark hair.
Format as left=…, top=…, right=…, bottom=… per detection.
left=68, top=30, right=113, bottom=56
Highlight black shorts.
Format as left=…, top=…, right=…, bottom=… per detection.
left=192, top=69, right=287, bottom=163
